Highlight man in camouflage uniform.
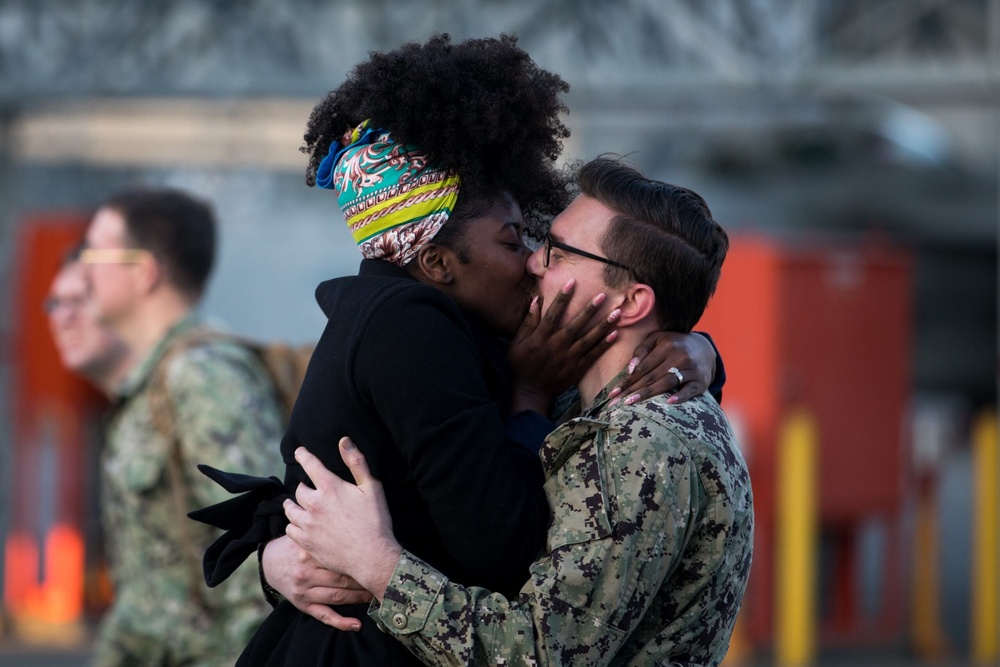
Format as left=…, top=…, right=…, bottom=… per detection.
left=82, top=188, right=284, bottom=667
left=282, top=156, right=754, bottom=666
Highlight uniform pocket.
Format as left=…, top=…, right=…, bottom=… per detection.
left=543, top=426, right=613, bottom=551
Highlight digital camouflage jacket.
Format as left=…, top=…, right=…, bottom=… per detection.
left=371, top=371, right=754, bottom=667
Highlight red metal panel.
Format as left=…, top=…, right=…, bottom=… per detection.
left=6, top=214, right=105, bottom=624
left=695, top=233, right=913, bottom=649
left=780, top=244, right=912, bottom=519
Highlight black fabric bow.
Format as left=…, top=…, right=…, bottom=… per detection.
left=188, top=465, right=290, bottom=587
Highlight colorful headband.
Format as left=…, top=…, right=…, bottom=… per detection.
left=316, top=120, right=461, bottom=266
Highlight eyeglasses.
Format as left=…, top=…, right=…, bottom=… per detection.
left=543, top=234, right=635, bottom=274
left=43, top=295, right=88, bottom=315
left=79, top=248, right=149, bottom=265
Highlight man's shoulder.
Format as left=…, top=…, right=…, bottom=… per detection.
left=168, top=333, right=258, bottom=363
left=163, top=334, right=258, bottom=372
left=601, top=393, right=740, bottom=463
left=144, top=332, right=284, bottom=457
left=157, top=334, right=274, bottom=403
left=608, top=393, right=726, bottom=436
left=625, top=394, right=751, bottom=494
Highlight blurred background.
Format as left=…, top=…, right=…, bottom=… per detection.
left=0, top=0, right=996, bottom=665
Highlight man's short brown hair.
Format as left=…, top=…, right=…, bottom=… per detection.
left=578, top=156, right=728, bottom=332
left=103, top=187, right=216, bottom=301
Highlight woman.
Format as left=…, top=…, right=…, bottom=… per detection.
left=195, top=34, right=722, bottom=666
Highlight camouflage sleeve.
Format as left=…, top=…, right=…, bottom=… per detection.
left=370, top=417, right=700, bottom=667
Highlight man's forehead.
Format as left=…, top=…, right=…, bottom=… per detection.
left=552, top=195, right=614, bottom=240
left=51, top=264, right=87, bottom=295
left=88, top=207, right=127, bottom=243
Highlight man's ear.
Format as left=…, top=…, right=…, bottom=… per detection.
left=409, top=244, right=456, bottom=287
left=616, top=283, right=657, bottom=327
left=133, top=252, right=163, bottom=295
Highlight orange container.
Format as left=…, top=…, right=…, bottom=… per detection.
left=6, top=215, right=108, bottom=625
left=697, top=233, right=913, bottom=647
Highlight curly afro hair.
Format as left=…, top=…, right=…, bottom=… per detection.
left=302, top=33, right=572, bottom=238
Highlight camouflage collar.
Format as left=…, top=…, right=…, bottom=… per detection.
left=540, top=367, right=632, bottom=478
left=580, top=367, right=632, bottom=420
left=113, top=313, right=201, bottom=401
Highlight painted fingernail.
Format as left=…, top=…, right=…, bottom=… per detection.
left=608, top=387, right=621, bottom=398
left=607, top=308, right=621, bottom=322
left=624, top=393, right=640, bottom=406
left=605, top=331, right=618, bottom=343
left=591, top=293, right=606, bottom=306
left=561, top=279, right=575, bottom=294
left=627, top=357, right=639, bottom=374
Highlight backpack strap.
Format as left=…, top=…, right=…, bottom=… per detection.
left=147, top=328, right=235, bottom=610
left=234, top=339, right=315, bottom=419
left=163, top=436, right=210, bottom=611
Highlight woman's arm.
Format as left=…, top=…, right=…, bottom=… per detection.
left=609, top=330, right=724, bottom=405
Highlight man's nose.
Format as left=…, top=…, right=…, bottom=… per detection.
left=526, top=247, right=545, bottom=277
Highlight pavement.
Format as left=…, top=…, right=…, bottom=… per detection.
left=0, top=615, right=94, bottom=667
left=0, top=644, right=92, bottom=667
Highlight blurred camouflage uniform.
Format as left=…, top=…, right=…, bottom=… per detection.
left=95, top=316, right=284, bottom=667
left=371, top=370, right=754, bottom=667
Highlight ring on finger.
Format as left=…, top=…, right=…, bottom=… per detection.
left=667, top=366, right=684, bottom=385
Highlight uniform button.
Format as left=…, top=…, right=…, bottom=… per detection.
left=392, top=613, right=408, bottom=629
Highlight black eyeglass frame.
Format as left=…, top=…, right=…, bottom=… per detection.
left=543, top=234, right=637, bottom=276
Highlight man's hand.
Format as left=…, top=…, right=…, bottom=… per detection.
left=609, top=331, right=717, bottom=405
left=284, top=439, right=402, bottom=602
left=261, top=535, right=372, bottom=631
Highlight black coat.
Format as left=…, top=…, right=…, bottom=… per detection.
left=239, top=259, right=550, bottom=666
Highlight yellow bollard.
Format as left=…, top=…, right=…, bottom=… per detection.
left=775, top=409, right=818, bottom=667
left=911, top=475, right=948, bottom=660
left=972, top=410, right=998, bottom=665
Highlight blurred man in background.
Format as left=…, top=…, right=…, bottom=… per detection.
left=44, top=248, right=133, bottom=624
left=46, top=249, right=133, bottom=397
left=80, top=187, right=284, bottom=667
